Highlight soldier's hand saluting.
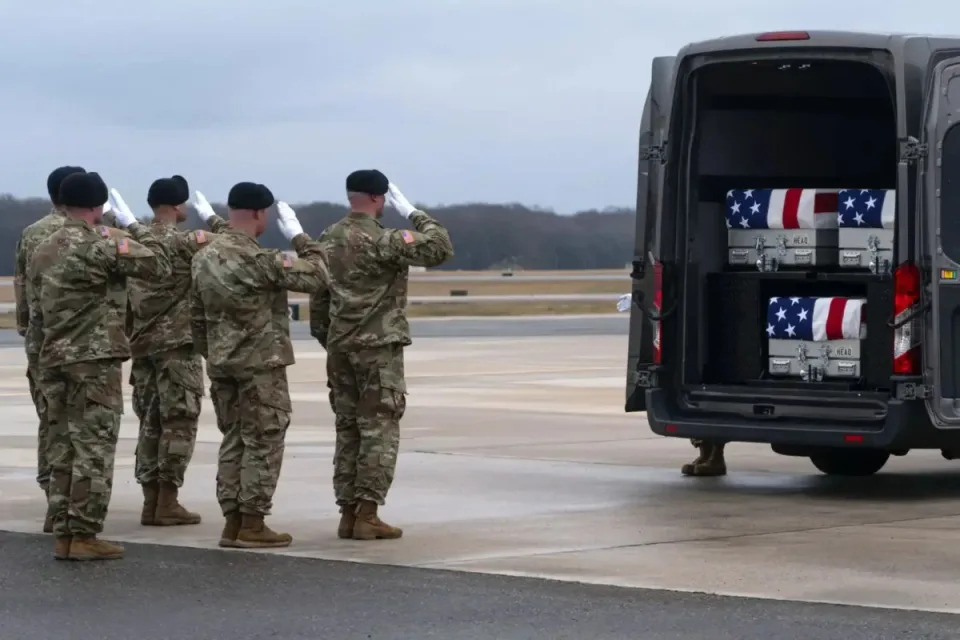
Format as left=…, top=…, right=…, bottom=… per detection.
left=109, top=188, right=138, bottom=228
left=387, top=182, right=415, bottom=219
left=276, top=201, right=305, bottom=241
left=192, top=190, right=217, bottom=222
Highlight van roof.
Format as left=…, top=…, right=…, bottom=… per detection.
left=679, top=30, right=960, bottom=56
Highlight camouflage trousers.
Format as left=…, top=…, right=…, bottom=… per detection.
left=326, top=343, right=406, bottom=506
left=130, top=346, right=203, bottom=487
left=209, top=367, right=291, bottom=516
left=37, top=359, right=124, bottom=537
left=26, top=355, right=50, bottom=494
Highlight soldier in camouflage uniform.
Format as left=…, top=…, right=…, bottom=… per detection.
left=14, top=165, right=86, bottom=532
left=190, top=182, right=330, bottom=549
left=682, top=440, right=727, bottom=476
left=127, top=176, right=230, bottom=527
left=309, top=170, right=454, bottom=540
left=27, top=171, right=171, bottom=561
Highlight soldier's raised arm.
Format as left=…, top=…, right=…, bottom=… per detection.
left=252, top=201, right=330, bottom=294
left=376, top=183, right=454, bottom=268
left=308, top=289, right=331, bottom=349
left=101, top=189, right=172, bottom=281
left=192, top=190, right=230, bottom=235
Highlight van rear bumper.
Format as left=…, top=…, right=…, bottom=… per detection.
left=645, top=388, right=924, bottom=450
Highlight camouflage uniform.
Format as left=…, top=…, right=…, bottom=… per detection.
left=127, top=216, right=229, bottom=526
left=14, top=207, right=67, bottom=512
left=27, top=218, right=171, bottom=559
left=309, top=209, right=453, bottom=539
left=190, top=228, right=329, bottom=548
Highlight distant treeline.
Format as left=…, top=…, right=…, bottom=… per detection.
left=0, top=194, right=635, bottom=274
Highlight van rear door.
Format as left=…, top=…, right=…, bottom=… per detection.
left=626, top=55, right=675, bottom=412
left=922, top=57, right=960, bottom=427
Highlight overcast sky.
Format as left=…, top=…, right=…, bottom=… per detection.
left=0, top=1, right=953, bottom=214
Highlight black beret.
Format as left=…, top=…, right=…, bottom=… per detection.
left=58, top=172, right=109, bottom=209
left=47, top=165, right=86, bottom=204
left=147, top=175, right=189, bottom=208
left=227, top=181, right=274, bottom=210
left=345, top=169, right=388, bottom=196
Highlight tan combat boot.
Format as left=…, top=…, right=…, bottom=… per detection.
left=218, top=511, right=242, bottom=548
left=352, top=501, right=403, bottom=540
left=54, top=536, right=71, bottom=560
left=681, top=439, right=709, bottom=476
left=684, top=442, right=727, bottom=477
left=338, top=503, right=357, bottom=539
left=140, top=481, right=159, bottom=525
left=153, top=481, right=202, bottom=526
left=235, top=514, right=292, bottom=549
left=68, top=535, right=124, bottom=561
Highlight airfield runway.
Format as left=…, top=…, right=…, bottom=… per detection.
left=2, top=314, right=960, bottom=639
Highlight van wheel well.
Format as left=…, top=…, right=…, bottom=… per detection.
left=809, top=449, right=890, bottom=476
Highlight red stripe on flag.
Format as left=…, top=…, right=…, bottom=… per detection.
left=825, top=297, right=846, bottom=340
left=782, top=188, right=801, bottom=228
left=814, top=192, right=838, bottom=213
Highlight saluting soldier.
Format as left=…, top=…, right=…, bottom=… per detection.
left=309, top=170, right=454, bottom=540
left=126, top=176, right=229, bottom=526
left=190, top=182, right=330, bottom=549
left=27, top=171, right=172, bottom=561
left=14, top=165, right=86, bottom=532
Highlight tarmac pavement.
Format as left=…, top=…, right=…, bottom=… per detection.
left=2, top=315, right=960, bottom=637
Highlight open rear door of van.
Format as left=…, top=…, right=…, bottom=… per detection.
left=923, top=58, right=960, bottom=428
left=625, top=55, right=675, bottom=412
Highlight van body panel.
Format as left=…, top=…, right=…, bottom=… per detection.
left=922, top=57, right=960, bottom=428
left=625, top=55, right=675, bottom=412
left=633, top=31, right=960, bottom=451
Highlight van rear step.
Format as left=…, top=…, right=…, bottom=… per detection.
left=681, top=384, right=889, bottom=421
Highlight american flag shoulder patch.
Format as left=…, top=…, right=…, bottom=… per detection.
left=195, top=230, right=207, bottom=244
left=117, top=237, right=130, bottom=255
left=281, top=254, right=293, bottom=268
left=401, top=230, right=415, bottom=244
left=99, top=226, right=111, bottom=237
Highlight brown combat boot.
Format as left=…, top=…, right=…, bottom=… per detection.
left=218, top=511, right=242, bottom=548
left=68, top=535, right=124, bottom=561
left=338, top=503, right=357, bottom=539
left=682, top=441, right=727, bottom=477
left=53, top=536, right=71, bottom=560
left=140, top=481, right=159, bottom=525
left=235, top=514, right=292, bottom=549
left=153, top=481, right=201, bottom=526
left=680, top=439, right=709, bottom=476
left=352, top=501, right=402, bottom=540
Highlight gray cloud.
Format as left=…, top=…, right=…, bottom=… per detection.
left=1, top=1, right=956, bottom=213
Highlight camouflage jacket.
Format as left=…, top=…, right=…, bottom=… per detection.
left=126, top=215, right=229, bottom=358
left=308, top=209, right=454, bottom=352
left=190, top=229, right=330, bottom=379
left=26, top=218, right=172, bottom=369
left=14, top=207, right=66, bottom=353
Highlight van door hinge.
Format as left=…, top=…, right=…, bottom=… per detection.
left=639, top=143, right=666, bottom=163
left=899, top=137, right=928, bottom=162
left=896, top=382, right=932, bottom=400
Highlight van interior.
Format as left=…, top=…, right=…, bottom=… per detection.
left=676, top=57, right=898, bottom=393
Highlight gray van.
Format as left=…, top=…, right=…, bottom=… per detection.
left=624, top=30, right=960, bottom=476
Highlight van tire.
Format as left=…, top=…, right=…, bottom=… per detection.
left=809, top=450, right=890, bottom=476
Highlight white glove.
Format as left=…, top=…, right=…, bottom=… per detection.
left=192, top=190, right=216, bottom=222
left=276, top=201, right=304, bottom=241
left=616, top=293, right=632, bottom=312
left=109, top=188, right=137, bottom=228
left=387, top=182, right=415, bottom=219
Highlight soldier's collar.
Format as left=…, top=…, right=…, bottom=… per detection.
left=347, top=211, right=382, bottom=227
left=63, top=216, right=91, bottom=228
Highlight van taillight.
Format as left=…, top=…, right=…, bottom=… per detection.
left=892, top=263, right=921, bottom=375
left=652, top=261, right=663, bottom=364
left=755, top=31, right=810, bottom=41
